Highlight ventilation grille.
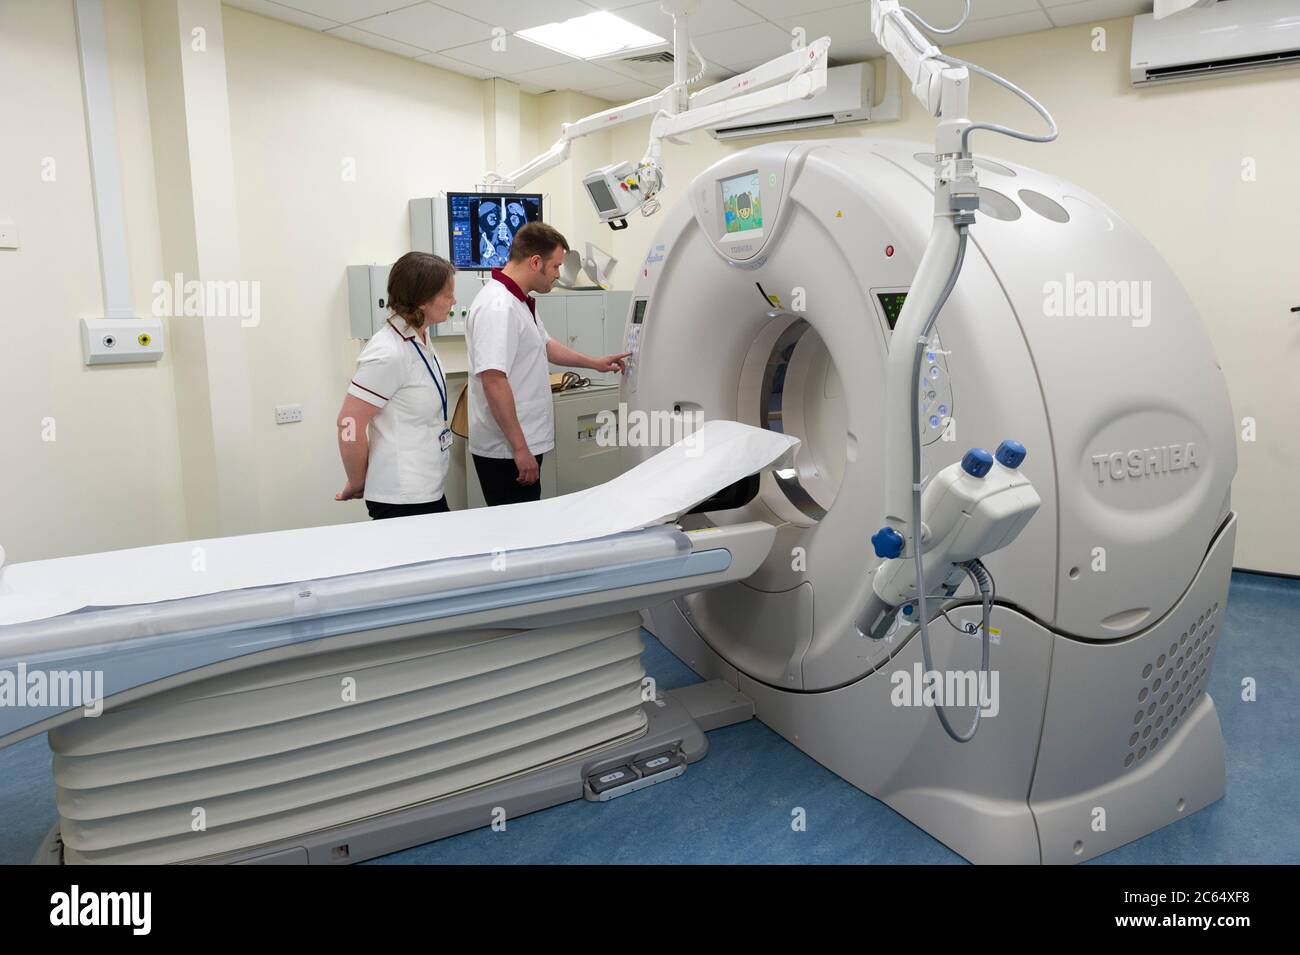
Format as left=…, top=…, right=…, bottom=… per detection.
left=1123, top=601, right=1220, bottom=770
left=621, top=50, right=674, bottom=64
left=1143, top=47, right=1300, bottom=82
left=50, top=617, right=647, bottom=863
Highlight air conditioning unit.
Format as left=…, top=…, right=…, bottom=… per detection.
left=707, top=62, right=873, bottom=141
left=1131, top=0, right=1300, bottom=86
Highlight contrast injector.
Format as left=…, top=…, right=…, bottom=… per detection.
left=860, top=440, right=1041, bottom=640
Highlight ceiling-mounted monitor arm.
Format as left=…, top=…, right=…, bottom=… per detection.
left=484, top=90, right=667, bottom=193
left=483, top=0, right=831, bottom=219
left=871, top=0, right=966, bottom=120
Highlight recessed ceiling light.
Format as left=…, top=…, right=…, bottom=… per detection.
left=517, top=11, right=666, bottom=60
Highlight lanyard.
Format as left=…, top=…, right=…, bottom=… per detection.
left=409, top=338, right=448, bottom=422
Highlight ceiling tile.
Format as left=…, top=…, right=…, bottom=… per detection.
left=509, top=60, right=632, bottom=92
left=1045, top=0, right=1152, bottom=26
left=222, top=0, right=339, bottom=30
left=325, top=24, right=430, bottom=55
left=438, top=36, right=577, bottom=72
left=415, top=50, right=496, bottom=77
left=351, top=3, right=494, bottom=51
left=269, top=0, right=417, bottom=23
left=591, top=55, right=676, bottom=85
left=579, top=0, right=646, bottom=9
left=692, top=21, right=801, bottom=71
left=428, top=0, right=597, bottom=33
left=899, top=0, right=1044, bottom=23
left=588, top=78, right=663, bottom=102
left=736, top=0, right=859, bottom=18
left=1040, top=0, right=1149, bottom=7
left=766, top=2, right=880, bottom=61
left=942, top=9, right=1054, bottom=44
left=696, top=66, right=737, bottom=85
left=614, top=0, right=763, bottom=39
left=970, top=0, right=1048, bottom=16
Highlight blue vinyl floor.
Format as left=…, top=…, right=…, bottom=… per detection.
left=2, top=570, right=1296, bottom=865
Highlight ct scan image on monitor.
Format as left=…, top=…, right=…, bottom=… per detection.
left=447, top=193, right=543, bottom=270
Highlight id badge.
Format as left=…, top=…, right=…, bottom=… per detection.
left=439, top=427, right=453, bottom=452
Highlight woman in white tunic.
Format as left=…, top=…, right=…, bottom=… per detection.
left=335, top=252, right=456, bottom=520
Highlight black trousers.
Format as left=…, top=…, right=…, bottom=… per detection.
left=365, top=496, right=449, bottom=520
left=473, top=452, right=544, bottom=506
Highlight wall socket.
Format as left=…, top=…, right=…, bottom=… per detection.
left=274, top=404, right=304, bottom=425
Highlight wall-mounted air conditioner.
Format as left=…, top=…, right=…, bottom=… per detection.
left=1132, top=0, right=1300, bottom=86
left=707, top=62, right=874, bottom=141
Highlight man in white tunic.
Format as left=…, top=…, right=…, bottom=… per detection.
left=466, top=223, right=630, bottom=506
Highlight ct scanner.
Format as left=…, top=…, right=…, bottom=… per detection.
left=622, top=138, right=1237, bottom=864
left=0, top=135, right=1235, bottom=866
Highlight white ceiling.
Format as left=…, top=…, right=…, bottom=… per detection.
left=223, top=0, right=1154, bottom=97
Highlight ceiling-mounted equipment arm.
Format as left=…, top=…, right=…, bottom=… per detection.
left=483, top=0, right=830, bottom=221
left=870, top=0, right=960, bottom=118
left=680, top=37, right=831, bottom=123
left=487, top=91, right=668, bottom=192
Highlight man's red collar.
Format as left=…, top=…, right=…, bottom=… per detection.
left=491, top=268, right=536, bottom=316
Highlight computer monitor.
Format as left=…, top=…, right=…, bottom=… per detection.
left=446, top=192, right=543, bottom=271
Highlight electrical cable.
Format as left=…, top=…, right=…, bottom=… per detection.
left=904, top=227, right=989, bottom=743
left=935, top=53, right=1059, bottom=151
left=687, top=39, right=709, bottom=87
left=900, top=0, right=970, bottom=35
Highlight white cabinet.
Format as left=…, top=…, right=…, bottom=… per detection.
left=565, top=294, right=605, bottom=361
left=347, top=264, right=476, bottom=340
left=540, top=289, right=632, bottom=383
left=551, top=384, right=623, bottom=492
left=442, top=272, right=481, bottom=336
left=346, top=264, right=390, bottom=340
left=535, top=295, right=566, bottom=351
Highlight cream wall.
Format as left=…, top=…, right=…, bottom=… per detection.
left=220, top=7, right=489, bottom=533
left=604, top=17, right=1300, bottom=575
left=0, top=0, right=187, bottom=564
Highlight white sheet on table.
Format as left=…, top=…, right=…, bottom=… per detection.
left=0, top=420, right=798, bottom=626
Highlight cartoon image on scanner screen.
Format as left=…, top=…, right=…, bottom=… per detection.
left=721, top=171, right=763, bottom=234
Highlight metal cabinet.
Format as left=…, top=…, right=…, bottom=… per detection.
left=540, top=289, right=631, bottom=384
left=346, top=264, right=472, bottom=339
left=551, top=384, right=623, bottom=492
left=464, top=384, right=622, bottom=508
left=346, top=265, right=391, bottom=340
